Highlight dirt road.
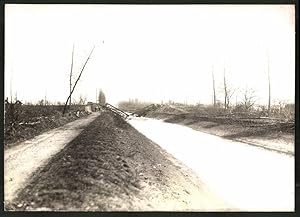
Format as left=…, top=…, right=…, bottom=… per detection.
left=4, top=112, right=100, bottom=204
left=5, top=111, right=235, bottom=211
left=129, top=116, right=294, bottom=211
left=145, top=111, right=294, bottom=155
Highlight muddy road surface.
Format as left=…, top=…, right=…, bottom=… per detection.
left=5, top=111, right=234, bottom=211
left=129, top=116, right=294, bottom=211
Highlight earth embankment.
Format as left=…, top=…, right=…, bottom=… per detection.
left=6, top=111, right=233, bottom=211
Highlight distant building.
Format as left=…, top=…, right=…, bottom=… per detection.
left=85, top=102, right=98, bottom=112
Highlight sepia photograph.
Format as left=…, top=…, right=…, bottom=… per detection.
left=4, top=4, right=295, bottom=211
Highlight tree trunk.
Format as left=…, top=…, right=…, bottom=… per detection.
left=63, top=46, right=95, bottom=115
left=267, top=53, right=271, bottom=117
left=69, top=44, right=74, bottom=108
left=10, top=75, right=13, bottom=103
left=224, top=69, right=227, bottom=110
left=44, top=90, right=47, bottom=106
left=212, top=65, right=216, bottom=107
left=96, top=88, right=98, bottom=104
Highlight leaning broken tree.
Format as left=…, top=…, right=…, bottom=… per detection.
left=63, top=46, right=95, bottom=115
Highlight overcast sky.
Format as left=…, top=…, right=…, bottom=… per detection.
left=5, top=4, right=295, bottom=106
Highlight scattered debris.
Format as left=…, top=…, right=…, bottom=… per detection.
left=5, top=104, right=91, bottom=147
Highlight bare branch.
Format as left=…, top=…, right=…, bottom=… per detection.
left=239, top=87, right=257, bottom=111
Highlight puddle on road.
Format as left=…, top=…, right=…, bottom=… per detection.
left=128, top=116, right=295, bottom=211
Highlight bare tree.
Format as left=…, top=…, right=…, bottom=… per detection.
left=240, top=87, right=257, bottom=111
left=44, top=89, right=47, bottom=106
left=212, top=65, right=216, bottom=107
left=10, top=74, right=13, bottom=103
left=69, top=44, right=74, bottom=107
left=38, top=99, right=44, bottom=106
left=223, top=67, right=235, bottom=110
left=223, top=67, right=227, bottom=109
left=14, top=91, right=18, bottom=102
left=78, top=95, right=87, bottom=105
left=267, top=52, right=271, bottom=117
left=63, top=46, right=95, bottom=114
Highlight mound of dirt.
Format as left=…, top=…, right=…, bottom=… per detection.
left=136, top=104, right=185, bottom=118
left=154, top=105, right=185, bottom=114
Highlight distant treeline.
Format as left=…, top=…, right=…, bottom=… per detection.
left=118, top=99, right=294, bottom=120
left=118, top=99, right=153, bottom=112
left=5, top=97, right=89, bottom=106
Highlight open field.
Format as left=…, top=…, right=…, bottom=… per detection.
left=4, top=104, right=90, bottom=146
